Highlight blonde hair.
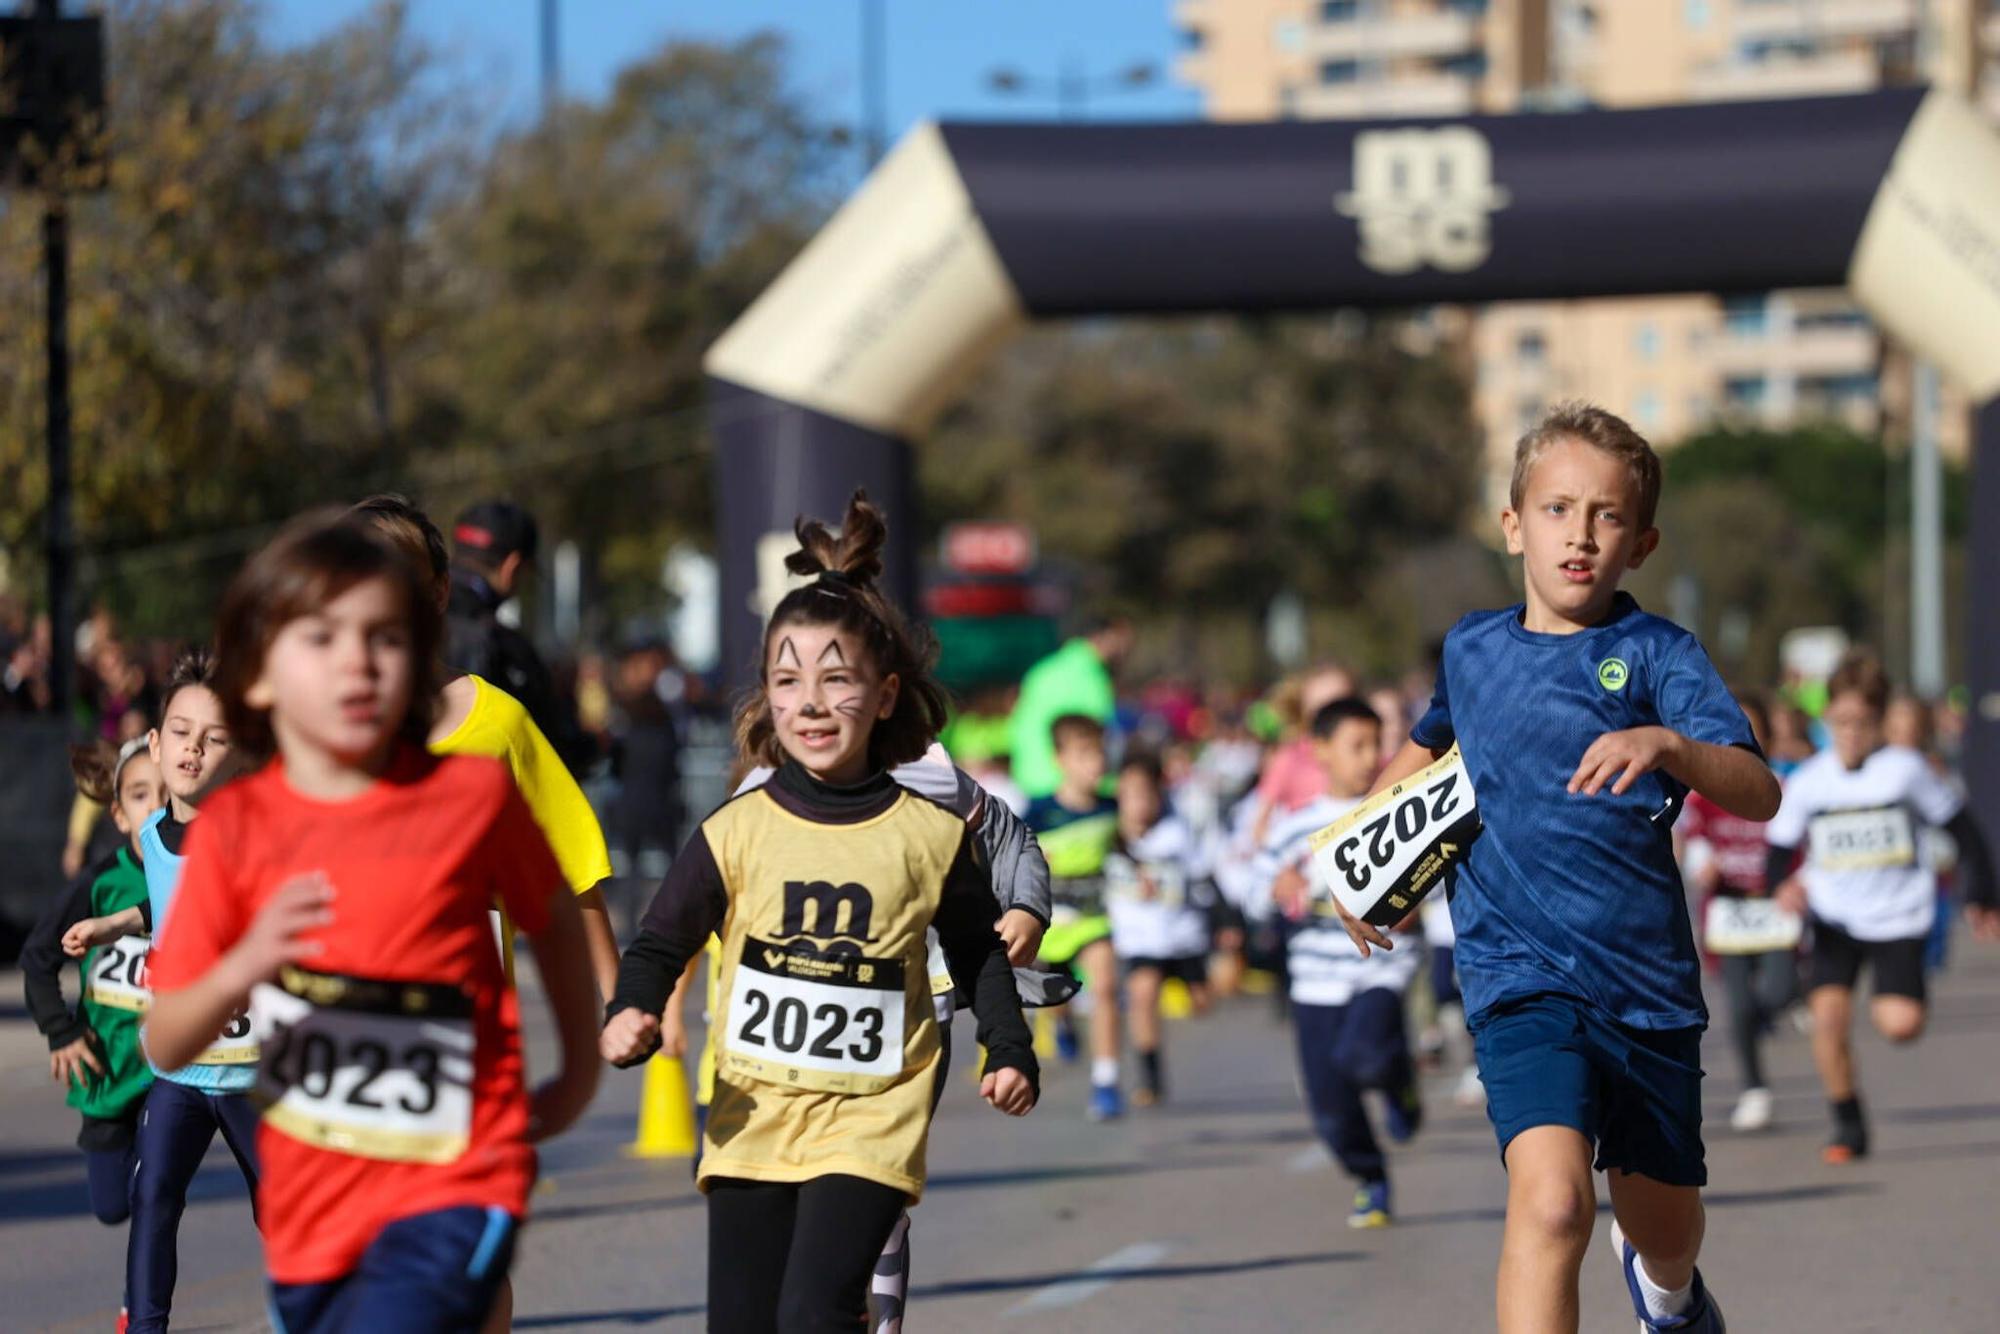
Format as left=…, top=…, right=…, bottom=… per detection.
left=1510, top=401, right=1663, bottom=529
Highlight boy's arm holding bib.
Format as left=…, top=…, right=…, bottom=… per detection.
left=1325, top=739, right=1448, bottom=956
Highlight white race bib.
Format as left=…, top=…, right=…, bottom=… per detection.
left=1703, top=897, right=1804, bottom=956
left=253, top=969, right=475, bottom=1164
left=1106, top=856, right=1188, bottom=908
left=192, top=1002, right=261, bottom=1066
left=1311, top=746, right=1482, bottom=927
left=722, top=938, right=907, bottom=1094
left=1809, top=805, right=1918, bottom=872
left=84, top=935, right=152, bottom=1013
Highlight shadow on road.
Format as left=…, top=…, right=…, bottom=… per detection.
left=925, top=1157, right=1249, bottom=1192
left=1878, top=1101, right=2000, bottom=1125
left=514, top=1304, right=706, bottom=1328
left=1865, top=1137, right=2000, bottom=1163
left=912, top=1248, right=1363, bottom=1299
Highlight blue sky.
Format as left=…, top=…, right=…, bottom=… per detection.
left=266, top=1, right=1201, bottom=158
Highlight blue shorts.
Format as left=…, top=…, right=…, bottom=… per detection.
left=269, top=1205, right=517, bottom=1334
left=1470, top=992, right=1706, bottom=1188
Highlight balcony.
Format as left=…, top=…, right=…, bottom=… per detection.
left=1307, top=10, right=1481, bottom=61
left=1731, top=0, right=1917, bottom=44
left=1688, top=48, right=1877, bottom=100
left=1294, top=74, right=1476, bottom=118
left=1710, top=323, right=1878, bottom=379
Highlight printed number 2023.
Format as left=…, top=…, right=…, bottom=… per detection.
left=1331, top=774, right=1463, bottom=893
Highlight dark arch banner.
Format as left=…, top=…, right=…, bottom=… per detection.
left=705, top=87, right=2000, bottom=822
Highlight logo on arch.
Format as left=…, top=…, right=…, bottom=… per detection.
left=1597, top=658, right=1630, bottom=693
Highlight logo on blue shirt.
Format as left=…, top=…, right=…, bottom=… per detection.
left=1597, top=658, right=1630, bottom=693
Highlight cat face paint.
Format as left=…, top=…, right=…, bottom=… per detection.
left=764, top=621, right=899, bottom=785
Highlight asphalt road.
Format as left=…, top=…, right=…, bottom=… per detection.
left=5, top=941, right=2000, bottom=1332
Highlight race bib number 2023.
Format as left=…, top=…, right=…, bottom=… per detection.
left=723, top=939, right=907, bottom=1095
left=1310, top=746, right=1482, bottom=928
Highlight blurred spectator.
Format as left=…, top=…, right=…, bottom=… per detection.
left=2, top=603, right=54, bottom=713
left=1765, top=698, right=1818, bottom=777
left=444, top=499, right=593, bottom=775
left=1008, top=614, right=1134, bottom=799
left=608, top=639, right=686, bottom=881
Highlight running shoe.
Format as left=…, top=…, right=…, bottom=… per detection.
left=1729, top=1087, right=1774, bottom=1134
left=1610, top=1220, right=1726, bottom=1331
left=1347, top=1181, right=1392, bottom=1229
left=1822, top=1115, right=1869, bottom=1164
left=1055, top=1021, right=1080, bottom=1065
left=1453, top=1065, right=1486, bottom=1109
left=1087, top=1083, right=1124, bottom=1121
left=1131, top=1084, right=1160, bottom=1109
left=1384, top=1083, right=1423, bottom=1143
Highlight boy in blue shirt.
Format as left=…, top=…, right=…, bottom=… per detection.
left=1333, top=403, right=1779, bottom=1333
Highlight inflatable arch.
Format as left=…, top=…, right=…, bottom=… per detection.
left=704, top=87, right=2000, bottom=822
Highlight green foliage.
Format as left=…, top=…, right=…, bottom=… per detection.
left=1627, top=422, right=1970, bottom=683
left=924, top=316, right=1485, bottom=679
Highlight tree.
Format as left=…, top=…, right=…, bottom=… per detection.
left=0, top=0, right=467, bottom=635
left=924, top=315, right=1486, bottom=680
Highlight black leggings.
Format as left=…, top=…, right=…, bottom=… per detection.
left=1720, top=949, right=1798, bottom=1090
left=708, top=1174, right=909, bottom=1333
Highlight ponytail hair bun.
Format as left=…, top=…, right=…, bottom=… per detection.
left=784, top=492, right=888, bottom=589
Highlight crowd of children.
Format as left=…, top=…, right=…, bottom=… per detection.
left=17, top=401, right=2000, bottom=1334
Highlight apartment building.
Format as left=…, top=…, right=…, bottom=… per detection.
left=1173, top=0, right=1993, bottom=509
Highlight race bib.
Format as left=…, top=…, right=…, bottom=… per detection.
left=1310, top=746, right=1482, bottom=928
left=253, top=967, right=476, bottom=1164
left=84, top=936, right=152, bottom=1013
left=723, top=937, right=907, bottom=1094
left=1809, top=805, right=1918, bottom=872
left=192, top=1003, right=261, bottom=1066
left=1704, top=897, right=1804, bottom=955
left=1106, top=857, right=1188, bottom=908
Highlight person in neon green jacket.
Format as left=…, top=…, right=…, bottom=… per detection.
left=1008, top=618, right=1132, bottom=799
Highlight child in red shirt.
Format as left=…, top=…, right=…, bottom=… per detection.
left=145, top=511, right=600, bottom=1333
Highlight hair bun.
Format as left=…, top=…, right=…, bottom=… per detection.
left=783, top=490, right=887, bottom=588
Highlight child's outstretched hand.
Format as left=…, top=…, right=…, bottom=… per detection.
left=980, top=1066, right=1035, bottom=1116
left=1569, top=726, right=1683, bottom=798
left=600, top=1007, right=662, bottom=1068
left=221, top=873, right=332, bottom=990
left=1327, top=891, right=1394, bottom=959
left=62, top=912, right=135, bottom=958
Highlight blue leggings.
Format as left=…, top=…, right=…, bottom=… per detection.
left=269, top=1205, right=517, bottom=1334
left=127, top=1080, right=261, bottom=1334
left=1293, top=990, right=1414, bottom=1184
left=85, top=1139, right=138, bottom=1225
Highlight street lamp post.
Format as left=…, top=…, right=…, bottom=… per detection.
left=985, top=59, right=1158, bottom=120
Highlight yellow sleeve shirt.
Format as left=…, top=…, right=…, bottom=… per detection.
left=431, top=674, right=613, bottom=977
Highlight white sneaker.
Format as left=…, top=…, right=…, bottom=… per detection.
left=1729, top=1086, right=1774, bottom=1133
left=1453, top=1066, right=1485, bottom=1109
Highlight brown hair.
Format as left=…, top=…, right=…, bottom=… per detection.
left=349, top=494, right=449, bottom=595
left=1826, top=648, right=1891, bottom=715
left=1051, top=713, right=1107, bottom=753
left=731, top=491, right=948, bottom=771
left=158, top=645, right=219, bottom=720
left=213, top=509, right=442, bottom=761
left=1510, top=401, right=1663, bottom=529
left=69, top=738, right=121, bottom=805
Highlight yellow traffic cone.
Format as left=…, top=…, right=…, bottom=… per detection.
left=1033, top=1007, right=1059, bottom=1060
left=626, top=1053, right=698, bottom=1159
left=1161, top=977, right=1194, bottom=1020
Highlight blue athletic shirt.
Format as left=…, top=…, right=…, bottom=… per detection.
left=141, top=807, right=256, bottom=1093
left=1409, top=593, right=1755, bottom=1032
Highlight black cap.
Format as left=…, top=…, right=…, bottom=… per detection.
left=453, top=500, right=539, bottom=563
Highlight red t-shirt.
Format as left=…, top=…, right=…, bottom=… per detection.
left=1680, top=792, right=1770, bottom=896
left=147, top=746, right=561, bottom=1284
